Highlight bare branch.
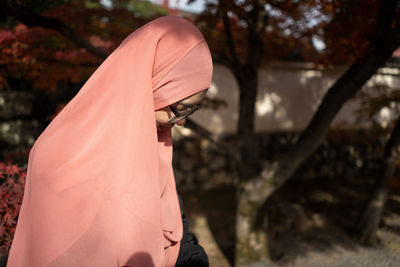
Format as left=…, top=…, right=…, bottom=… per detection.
left=185, top=118, right=240, bottom=163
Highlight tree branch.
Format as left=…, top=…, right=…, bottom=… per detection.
left=245, top=0, right=263, bottom=68
left=375, top=0, right=399, bottom=39
left=384, top=116, right=400, bottom=158
left=1, top=0, right=108, bottom=60
left=1, top=0, right=236, bottom=162
left=353, top=115, right=400, bottom=244
left=185, top=118, right=240, bottom=163
left=267, top=0, right=400, bottom=187
left=259, top=13, right=269, bottom=36
left=222, top=12, right=241, bottom=67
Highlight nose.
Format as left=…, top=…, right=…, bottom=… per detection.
left=175, top=118, right=186, bottom=126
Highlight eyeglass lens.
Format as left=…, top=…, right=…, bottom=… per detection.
left=169, top=103, right=201, bottom=123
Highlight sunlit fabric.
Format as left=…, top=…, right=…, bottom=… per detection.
left=7, top=16, right=213, bottom=267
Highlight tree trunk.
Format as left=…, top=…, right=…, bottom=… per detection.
left=354, top=117, right=400, bottom=245
left=234, top=2, right=269, bottom=263
left=237, top=71, right=259, bottom=176
left=234, top=0, right=400, bottom=264
left=235, top=180, right=270, bottom=266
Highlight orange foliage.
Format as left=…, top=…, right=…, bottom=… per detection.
left=322, top=0, right=382, bottom=65
left=0, top=23, right=99, bottom=91
left=0, top=0, right=151, bottom=91
left=0, top=162, right=26, bottom=254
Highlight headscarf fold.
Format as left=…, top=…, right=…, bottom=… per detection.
left=7, top=16, right=213, bottom=267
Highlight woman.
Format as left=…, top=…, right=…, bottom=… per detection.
left=7, top=16, right=213, bottom=267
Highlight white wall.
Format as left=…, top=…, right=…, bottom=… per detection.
left=187, top=61, right=400, bottom=136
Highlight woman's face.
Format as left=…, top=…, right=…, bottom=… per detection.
left=155, top=90, right=207, bottom=131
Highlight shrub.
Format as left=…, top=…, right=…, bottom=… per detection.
left=0, top=162, right=25, bottom=254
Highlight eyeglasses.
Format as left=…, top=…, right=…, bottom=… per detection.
left=168, top=101, right=201, bottom=124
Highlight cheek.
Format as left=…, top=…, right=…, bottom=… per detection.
left=154, top=110, right=170, bottom=125
left=175, top=118, right=186, bottom=126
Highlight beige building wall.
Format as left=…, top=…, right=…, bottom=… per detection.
left=187, top=62, right=400, bottom=136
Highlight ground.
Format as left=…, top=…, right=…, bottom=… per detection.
left=179, top=175, right=400, bottom=267
left=1, top=175, right=399, bottom=267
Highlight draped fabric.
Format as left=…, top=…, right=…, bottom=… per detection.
left=7, top=16, right=213, bottom=267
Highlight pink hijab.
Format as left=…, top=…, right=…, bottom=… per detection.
left=7, top=16, right=213, bottom=267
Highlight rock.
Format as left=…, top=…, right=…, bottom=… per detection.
left=0, top=119, right=41, bottom=146
left=179, top=157, right=196, bottom=171
left=197, top=167, right=209, bottom=180
left=183, top=140, right=199, bottom=157
left=209, top=156, right=226, bottom=170
left=0, top=91, right=35, bottom=120
left=240, top=260, right=277, bottom=267
left=173, top=170, right=185, bottom=186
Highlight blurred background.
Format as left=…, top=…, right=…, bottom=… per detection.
left=1, top=0, right=400, bottom=266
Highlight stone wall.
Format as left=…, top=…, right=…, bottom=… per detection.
left=172, top=130, right=386, bottom=191
left=0, top=91, right=43, bottom=166
left=0, top=87, right=386, bottom=188
left=1, top=62, right=391, bottom=185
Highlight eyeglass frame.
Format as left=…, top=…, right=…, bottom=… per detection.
left=168, top=101, right=201, bottom=124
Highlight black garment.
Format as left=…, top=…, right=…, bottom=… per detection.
left=175, top=196, right=209, bottom=267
